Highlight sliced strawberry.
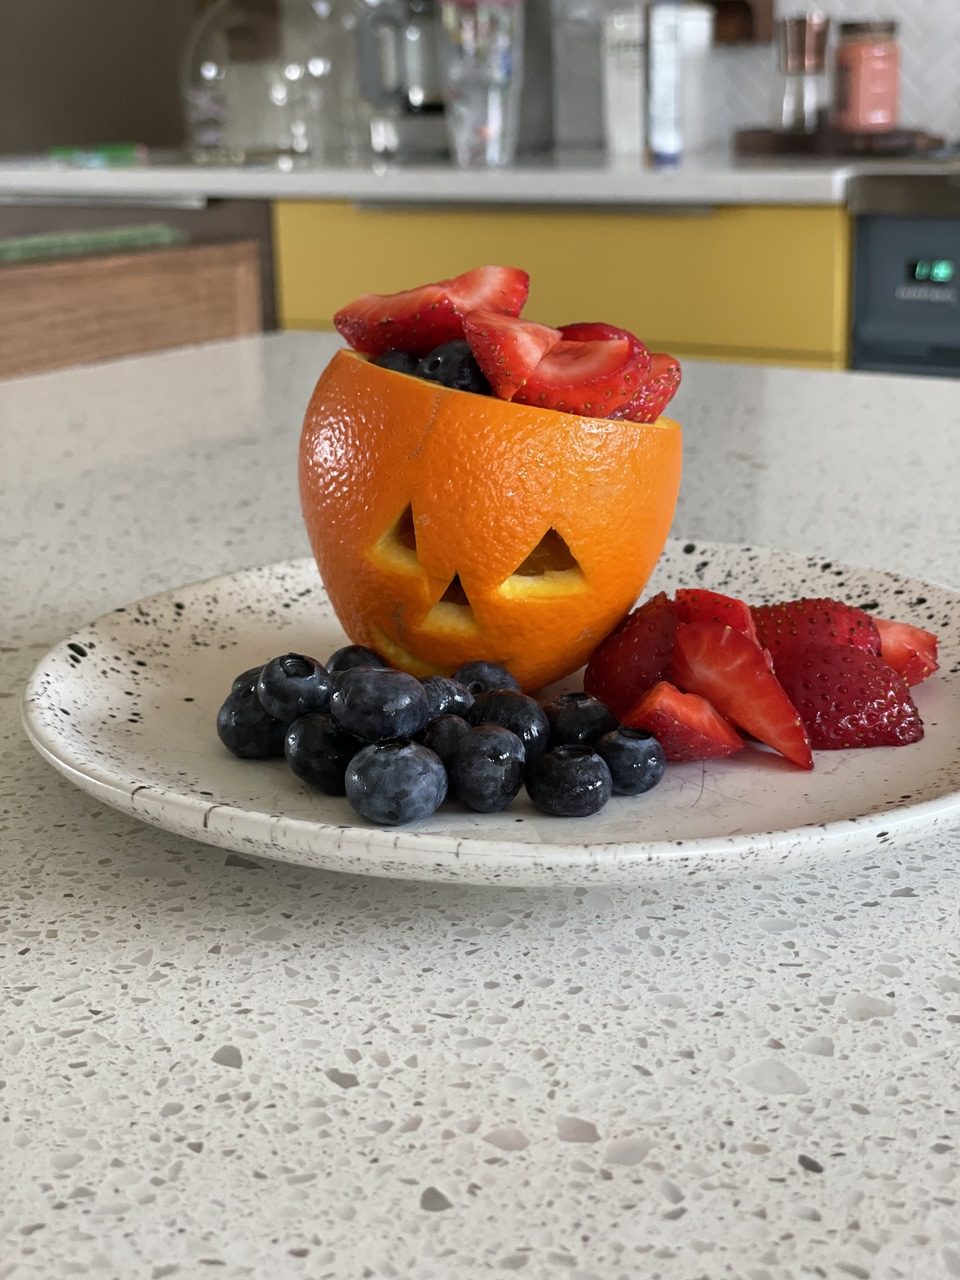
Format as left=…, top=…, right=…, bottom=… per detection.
left=333, top=265, right=529, bottom=358
left=559, top=322, right=652, bottom=372
left=874, top=617, right=940, bottom=686
left=612, top=353, right=682, bottom=423
left=624, top=681, right=744, bottom=763
left=449, top=265, right=530, bottom=318
left=583, top=592, right=680, bottom=718
left=774, top=643, right=924, bottom=749
left=672, top=622, right=813, bottom=769
left=675, top=588, right=759, bottom=643
left=334, top=283, right=456, bottom=357
left=463, top=310, right=562, bottom=400
left=512, top=337, right=646, bottom=416
left=752, top=597, right=880, bottom=667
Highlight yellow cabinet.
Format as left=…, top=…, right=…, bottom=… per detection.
left=274, top=200, right=850, bottom=368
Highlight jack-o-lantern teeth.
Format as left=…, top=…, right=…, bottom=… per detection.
left=420, top=574, right=482, bottom=639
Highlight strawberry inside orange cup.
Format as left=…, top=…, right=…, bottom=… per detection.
left=299, top=266, right=683, bottom=691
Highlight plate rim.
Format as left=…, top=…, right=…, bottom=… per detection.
left=21, top=541, right=960, bottom=877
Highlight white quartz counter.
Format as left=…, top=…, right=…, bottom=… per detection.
left=2, top=334, right=960, bottom=1279
left=0, top=152, right=922, bottom=207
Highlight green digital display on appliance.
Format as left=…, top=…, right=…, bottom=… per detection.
left=909, top=259, right=955, bottom=284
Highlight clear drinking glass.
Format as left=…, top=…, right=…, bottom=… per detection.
left=438, top=0, right=525, bottom=168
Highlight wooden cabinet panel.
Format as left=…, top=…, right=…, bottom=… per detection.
left=273, top=200, right=851, bottom=368
left=0, top=239, right=262, bottom=379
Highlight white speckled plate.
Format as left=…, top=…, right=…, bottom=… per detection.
left=22, top=540, right=960, bottom=886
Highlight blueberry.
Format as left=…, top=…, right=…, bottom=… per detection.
left=345, top=741, right=448, bottom=825
left=468, top=690, right=550, bottom=762
left=231, top=664, right=263, bottom=694
left=452, top=660, right=521, bottom=697
left=448, top=725, right=525, bottom=813
left=543, top=691, right=618, bottom=747
left=256, top=652, right=331, bottom=723
left=284, top=713, right=364, bottom=795
left=330, top=667, right=430, bottom=741
left=596, top=728, right=666, bottom=796
left=216, top=683, right=286, bottom=759
left=526, top=745, right=613, bottom=817
left=420, top=675, right=474, bottom=720
left=327, top=644, right=390, bottom=675
left=419, top=713, right=470, bottom=763
left=372, top=350, right=419, bottom=376
left=416, top=341, right=490, bottom=395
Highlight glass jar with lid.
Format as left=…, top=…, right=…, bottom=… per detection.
left=833, top=20, right=900, bottom=134
left=183, top=0, right=368, bottom=164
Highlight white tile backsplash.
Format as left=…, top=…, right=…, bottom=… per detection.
left=705, top=0, right=960, bottom=143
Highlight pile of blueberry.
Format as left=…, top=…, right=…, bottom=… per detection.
left=217, top=647, right=666, bottom=826
left=373, top=342, right=490, bottom=396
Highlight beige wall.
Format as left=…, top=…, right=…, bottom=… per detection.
left=0, top=0, right=197, bottom=153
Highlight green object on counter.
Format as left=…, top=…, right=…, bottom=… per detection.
left=0, top=223, right=188, bottom=264
left=48, top=143, right=147, bottom=167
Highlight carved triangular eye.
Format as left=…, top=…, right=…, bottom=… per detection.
left=423, top=573, right=479, bottom=636
left=394, top=504, right=418, bottom=554
left=499, top=529, right=587, bottom=599
left=368, top=504, right=421, bottom=573
left=512, top=529, right=579, bottom=576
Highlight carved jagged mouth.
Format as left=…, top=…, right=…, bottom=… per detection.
left=370, top=505, right=589, bottom=609
left=367, top=626, right=447, bottom=677
left=368, top=625, right=510, bottom=679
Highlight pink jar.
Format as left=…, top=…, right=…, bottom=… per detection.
left=834, top=20, right=900, bottom=133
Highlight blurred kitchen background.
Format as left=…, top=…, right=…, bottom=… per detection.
left=1, top=0, right=958, bottom=379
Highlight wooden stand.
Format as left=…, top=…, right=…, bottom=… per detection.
left=735, top=125, right=946, bottom=159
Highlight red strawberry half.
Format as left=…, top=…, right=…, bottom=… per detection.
left=672, top=621, right=813, bottom=769
left=512, top=337, right=647, bottom=416
left=675, top=588, right=759, bottom=644
left=752, top=596, right=880, bottom=667
left=612, top=353, right=682, bottom=423
left=624, top=681, right=744, bottom=763
left=774, top=643, right=924, bottom=749
left=451, top=265, right=530, bottom=318
left=874, top=616, right=940, bottom=686
left=559, top=322, right=652, bottom=372
left=333, top=265, right=529, bottom=357
left=583, top=591, right=680, bottom=718
left=463, top=310, right=562, bottom=399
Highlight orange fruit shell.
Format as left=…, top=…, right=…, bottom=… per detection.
left=300, top=350, right=682, bottom=691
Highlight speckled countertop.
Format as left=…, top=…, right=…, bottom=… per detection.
left=2, top=334, right=960, bottom=1280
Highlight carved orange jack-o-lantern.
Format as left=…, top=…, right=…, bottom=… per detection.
left=299, top=350, right=682, bottom=691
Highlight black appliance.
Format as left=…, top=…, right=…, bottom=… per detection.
left=851, top=172, right=960, bottom=377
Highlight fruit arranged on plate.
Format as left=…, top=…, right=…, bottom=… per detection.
left=587, top=589, right=937, bottom=766
left=333, top=266, right=681, bottom=423
left=215, top=591, right=937, bottom=823
left=217, top=650, right=666, bottom=825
